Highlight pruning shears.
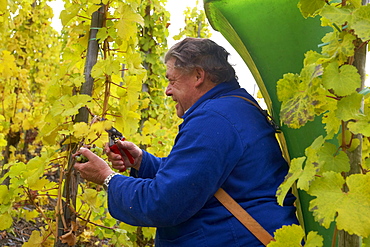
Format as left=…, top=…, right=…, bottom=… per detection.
left=106, top=127, right=135, bottom=172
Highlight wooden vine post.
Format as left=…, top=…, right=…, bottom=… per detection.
left=56, top=5, right=105, bottom=246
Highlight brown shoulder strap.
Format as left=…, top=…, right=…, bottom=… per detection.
left=214, top=188, right=275, bottom=246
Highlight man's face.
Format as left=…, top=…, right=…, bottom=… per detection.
left=165, top=58, right=199, bottom=117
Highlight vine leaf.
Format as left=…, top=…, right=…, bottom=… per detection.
left=277, top=73, right=300, bottom=103
left=348, top=114, right=370, bottom=136
left=116, top=5, right=144, bottom=40
left=0, top=185, right=10, bottom=205
left=60, top=4, right=80, bottom=26
left=336, top=173, right=370, bottom=237
left=321, top=32, right=356, bottom=65
left=308, top=171, right=345, bottom=228
left=363, top=236, right=370, bottom=247
left=51, top=94, right=93, bottom=117
left=335, top=92, right=363, bottom=121
left=298, top=136, right=326, bottom=191
left=322, top=109, right=340, bottom=139
left=277, top=136, right=326, bottom=205
left=73, top=122, right=89, bottom=139
left=322, top=62, right=361, bottom=97
left=347, top=0, right=362, bottom=8
left=277, top=64, right=326, bottom=128
left=0, top=212, right=12, bottom=231
left=298, top=0, right=326, bottom=18
left=276, top=157, right=305, bottom=206
left=317, top=143, right=350, bottom=173
left=351, top=4, right=370, bottom=41
left=23, top=153, right=50, bottom=188
left=309, top=172, right=370, bottom=237
left=0, top=50, right=18, bottom=79
left=267, top=224, right=323, bottom=247
left=321, top=5, right=352, bottom=26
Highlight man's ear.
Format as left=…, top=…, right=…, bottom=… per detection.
left=194, top=67, right=206, bottom=87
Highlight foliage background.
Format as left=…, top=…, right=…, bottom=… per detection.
left=0, top=0, right=212, bottom=246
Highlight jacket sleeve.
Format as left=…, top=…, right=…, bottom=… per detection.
left=107, top=109, right=243, bottom=227
left=135, top=150, right=166, bottom=179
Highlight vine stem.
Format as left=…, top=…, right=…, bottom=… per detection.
left=76, top=215, right=117, bottom=230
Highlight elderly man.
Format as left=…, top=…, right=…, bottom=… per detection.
left=75, top=38, right=298, bottom=246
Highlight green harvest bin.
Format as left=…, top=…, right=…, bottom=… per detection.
left=204, top=0, right=335, bottom=245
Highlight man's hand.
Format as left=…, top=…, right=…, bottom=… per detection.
left=105, top=140, right=143, bottom=172
left=74, top=148, right=114, bottom=185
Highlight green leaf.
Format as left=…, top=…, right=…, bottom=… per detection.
left=336, top=92, right=363, bottom=121
left=276, top=157, right=305, bottom=206
left=317, top=142, right=350, bottom=173
left=86, top=4, right=101, bottom=17
left=60, top=4, right=80, bottom=26
left=322, top=62, right=361, bottom=96
left=96, top=27, right=108, bottom=41
left=321, top=32, right=356, bottom=65
left=279, top=86, right=315, bottom=128
left=347, top=0, right=362, bottom=8
left=322, top=110, right=340, bottom=139
left=351, top=4, right=370, bottom=41
left=309, top=172, right=370, bottom=237
left=321, top=5, right=352, bottom=26
left=303, top=50, right=331, bottom=66
left=305, top=230, right=324, bottom=247
left=347, top=114, right=370, bottom=136
left=298, top=0, right=326, bottom=18
left=298, top=147, right=323, bottom=191
left=7, top=162, right=27, bottom=178
left=278, top=63, right=327, bottom=128
left=308, top=171, right=345, bottom=228
left=363, top=236, right=370, bottom=247
left=337, top=173, right=370, bottom=237
left=267, top=224, right=305, bottom=247
left=0, top=185, right=10, bottom=205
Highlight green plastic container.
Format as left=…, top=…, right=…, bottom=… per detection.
left=204, top=0, right=334, bottom=245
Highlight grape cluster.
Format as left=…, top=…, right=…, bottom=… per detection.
left=74, top=145, right=103, bottom=163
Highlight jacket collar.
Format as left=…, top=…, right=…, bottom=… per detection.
left=182, top=78, right=241, bottom=119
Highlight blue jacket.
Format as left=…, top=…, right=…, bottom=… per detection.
left=108, top=79, right=298, bottom=246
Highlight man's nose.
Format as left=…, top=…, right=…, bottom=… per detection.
left=165, top=84, right=172, bottom=96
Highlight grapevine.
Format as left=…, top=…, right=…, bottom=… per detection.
left=273, top=0, right=370, bottom=246
left=74, top=145, right=103, bottom=163
left=0, top=0, right=211, bottom=246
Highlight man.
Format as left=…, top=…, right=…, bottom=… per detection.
left=75, top=38, right=298, bottom=246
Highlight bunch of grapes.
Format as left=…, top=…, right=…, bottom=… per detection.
left=74, top=145, right=104, bottom=163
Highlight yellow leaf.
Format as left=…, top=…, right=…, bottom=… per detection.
left=28, top=177, right=50, bottom=191
left=0, top=50, right=17, bottom=79
left=24, top=210, right=40, bottom=222
left=0, top=212, right=13, bottom=230
left=0, top=185, right=10, bottom=204
left=0, top=133, right=7, bottom=146
left=24, top=154, right=50, bottom=188
left=86, top=4, right=101, bottom=16
left=115, top=4, right=143, bottom=40
left=73, top=122, right=89, bottom=139
left=0, top=0, right=6, bottom=12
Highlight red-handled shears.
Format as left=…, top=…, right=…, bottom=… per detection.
left=106, top=127, right=135, bottom=172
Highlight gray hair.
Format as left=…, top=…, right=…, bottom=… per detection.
left=164, top=38, right=236, bottom=84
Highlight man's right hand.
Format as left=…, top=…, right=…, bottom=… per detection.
left=105, top=140, right=142, bottom=172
